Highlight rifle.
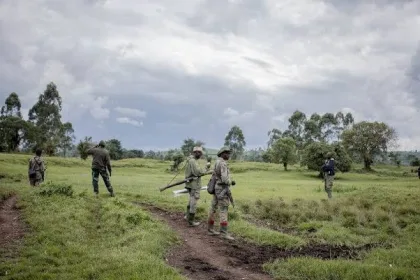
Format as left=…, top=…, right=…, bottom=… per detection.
left=159, top=171, right=212, bottom=192
left=217, top=181, right=236, bottom=208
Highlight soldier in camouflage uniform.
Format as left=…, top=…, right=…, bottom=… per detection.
left=87, top=141, right=114, bottom=197
left=322, top=152, right=335, bottom=199
left=184, top=146, right=211, bottom=226
left=207, top=146, right=235, bottom=240
left=417, top=166, right=420, bottom=179
left=28, top=148, right=45, bottom=187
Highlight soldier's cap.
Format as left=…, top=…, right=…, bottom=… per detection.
left=98, top=140, right=106, bottom=147
left=217, top=146, right=232, bottom=156
left=193, top=146, right=203, bottom=153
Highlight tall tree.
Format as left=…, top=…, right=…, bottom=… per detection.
left=284, top=110, right=306, bottom=150
left=28, top=82, right=65, bottom=155
left=267, top=128, right=282, bottom=148
left=319, top=113, right=337, bottom=142
left=341, top=121, right=398, bottom=170
left=270, top=137, right=297, bottom=171
left=303, top=113, right=322, bottom=144
left=224, top=125, right=246, bottom=160
left=58, top=122, right=75, bottom=156
left=0, top=92, right=29, bottom=152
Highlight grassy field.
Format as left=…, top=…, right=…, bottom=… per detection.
left=1, top=153, right=420, bottom=279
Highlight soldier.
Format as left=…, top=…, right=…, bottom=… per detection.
left=87, top=140, right=114, bottom=197
left=28, top=148, right=45, bottom=187
left=184, top=146, right=211, bottom=226
left=417, top=166, right=420, bottom=179
left=322, top=152, right=335, bottom=199
left=207, top=146, right=235, bottom=240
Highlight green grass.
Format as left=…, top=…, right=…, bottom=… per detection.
left=1, top=153, right=420, bottom=279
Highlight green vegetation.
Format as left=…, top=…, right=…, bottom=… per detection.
left=1, top=153, right=420, bottom=279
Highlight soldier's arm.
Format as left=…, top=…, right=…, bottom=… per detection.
left=219, top=162, right=231, bottom=186
left=106, top=153, right=112, bottom=174
left=86, top=145, right=97, bottom=155
left=28, top=159, right=31, bottom=171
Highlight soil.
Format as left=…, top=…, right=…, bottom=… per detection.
left=138, top=203, right=375, bottom=280
left=0, top=195, right=26, bottom=258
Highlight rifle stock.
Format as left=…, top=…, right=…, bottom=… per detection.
left=159, top=171, right=212, bottom=192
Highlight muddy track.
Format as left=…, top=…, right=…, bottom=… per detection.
left=137, top=203, right=375, bottom=280
left=0, top=195, right=26, bottom=258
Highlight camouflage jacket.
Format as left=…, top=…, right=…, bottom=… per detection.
left=214, top=157, right=231, bottom=187
left=28, top=156, right=45, bottom=173
left=184, top=155, right=208, bottom=190
left=87, top=147, right=112, bottom=172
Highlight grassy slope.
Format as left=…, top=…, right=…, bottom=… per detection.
left=1, top=153, right=420, bottom=279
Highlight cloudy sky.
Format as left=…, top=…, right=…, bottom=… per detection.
left=1, top=0, right=419, bottom=151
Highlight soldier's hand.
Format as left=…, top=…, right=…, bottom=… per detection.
left=206, top=162, right=211, bottom=168
left=231, top=180, right=236, bottom=186
left=109, top=171, right=112, bottom=177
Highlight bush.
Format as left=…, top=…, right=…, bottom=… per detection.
left=37, top=182, right=74, bottom=197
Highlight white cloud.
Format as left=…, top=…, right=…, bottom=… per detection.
left=114, top=107, right=146, bottom=118
left=89, top=96, right=110, bottom=120
left=223, top=107, right=239, bottom=117
left=116, top=117, right=143, bottom=127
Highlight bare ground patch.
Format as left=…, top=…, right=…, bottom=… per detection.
left=0, top=195, right=26, bottom=258
left=136, top=202, right=375, bottom=280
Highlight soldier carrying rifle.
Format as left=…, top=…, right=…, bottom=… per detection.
left=184, top=146, right=211, bottom=227
left=207, top=146, right=235, bottom=240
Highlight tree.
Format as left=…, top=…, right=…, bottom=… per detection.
left=181, top=138, right=205, bottom=156
left=301, top=142, right=352, bottom=176
left=284, top=110, right=306, bottom=150
left=28, top=82, right=65, bottom=155
left=224, top=125, right=246, bottom=160
left=0, top=92, right=27, bottom=152
left=270, top=137, right=297, bottom=171
left=145, top=150, right=156, bottom=159
left=105, top=139, right=123, bottom=160
left=58, top=122, right=75, bottom=156
left=319, top=113, right=337, bottom=142
left=77, top=136, right=93, bottom=160
left=388, top=152, right=401, bottom=167
left=267, top=128, right=282, bottom=148
left=171, top=153, right=185, bottom=171
left=342, top=121, right=398, bottom=170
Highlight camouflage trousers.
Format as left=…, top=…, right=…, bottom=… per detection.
left=29, top=172, right=43, bottom=187
left=186, top=188, right=200, bottom=214
left=324, top=174, right=334, bottom=198
left=92, top=168, right=113, bottom=194
left=208, top=186, right=230, bottom=233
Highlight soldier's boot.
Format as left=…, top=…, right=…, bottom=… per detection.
left=327, top=190, right=332, bottom=199
left=207, top=220, right=220, bottom=235
left=184, top=205, right=190, bottom=220
left=188, top=213, right=200, bottom=227
left=110, top=191, right=115, bottom=197
left=220, top=223, right=234, bottom=240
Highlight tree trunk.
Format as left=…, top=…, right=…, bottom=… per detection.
left=283, top=162, right=287, bottom=171
left=364, top=158, right=372, bottom=170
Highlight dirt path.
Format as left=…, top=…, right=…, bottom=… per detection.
left=0, top=195, right=26, bottom=258
left=139, top=203, right=274, bottom=280
left=137, top=203, right=376, bottom=280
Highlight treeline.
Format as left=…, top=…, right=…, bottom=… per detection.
left=0, top=83, right=75, bottom=155
left=1, top=82, right=419, bottom=172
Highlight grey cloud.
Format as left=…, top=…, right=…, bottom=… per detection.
left=1, top=0, right=420, bottom=150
